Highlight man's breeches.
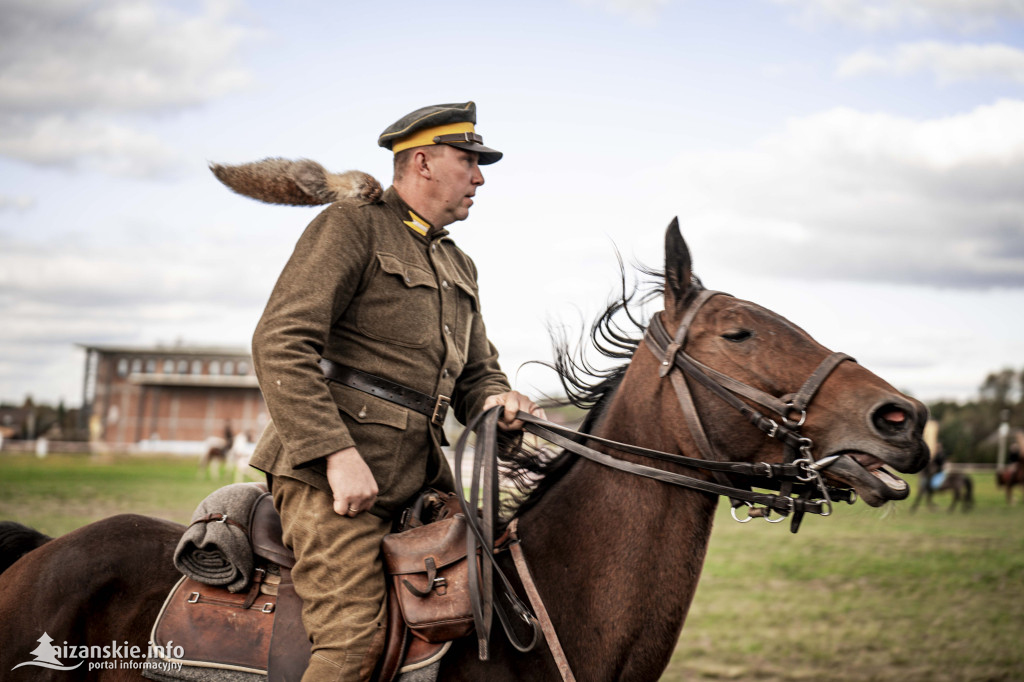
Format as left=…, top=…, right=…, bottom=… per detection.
left=273, top=476, right=390, bottom=682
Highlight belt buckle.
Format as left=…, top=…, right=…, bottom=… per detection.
left=432, top=395, right=451, bottom=426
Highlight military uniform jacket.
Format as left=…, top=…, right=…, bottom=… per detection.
left=250, top=186, right=511, bottom=516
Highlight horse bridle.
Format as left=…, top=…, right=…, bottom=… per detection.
left=454, top=288, right=860, bottom=675
left=642, top=288, right=857, bottom=530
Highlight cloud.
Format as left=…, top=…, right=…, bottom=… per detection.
left=0, top=114, right=182, bottom=177
left=0, top=195, right=35, bottom=211
left=0, top=0, right=253, bottom=113
left=838, top=41, right=1024, bottom=84
left=0, top=239, right=270, bottom=310
left=656, top=99, right=1024, bottom=288
left=773, top=0, right=1024, bottom=31
left=0, top=0, right=255, bottom=176
left=571, top=0, right=672, bottom=22
left=0, top=232, right=274, bottom=402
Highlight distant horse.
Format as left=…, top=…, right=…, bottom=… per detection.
left=197, top=436, right=230, bottom=479
left=910, top=456, right=973, bottom=513
left=996, top=461, right=1024, bottom=505
left=0, top=222, right=929, bottom=681
left=229, top=431, right=260, bottom=483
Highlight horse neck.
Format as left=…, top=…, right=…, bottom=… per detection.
left=513, top=354, right=719, bottom=679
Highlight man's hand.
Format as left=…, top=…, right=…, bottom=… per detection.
left=325, top=447, right=379, bottom=516
left=482, top=391, right=547, bottom=431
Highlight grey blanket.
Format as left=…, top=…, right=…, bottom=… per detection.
left=173, top=482, right=265, bottom=593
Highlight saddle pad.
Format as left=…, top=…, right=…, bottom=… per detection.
left=151, top=575, right=275, bottom=674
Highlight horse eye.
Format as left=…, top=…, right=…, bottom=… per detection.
left=721, top=329, right=753, bottom=342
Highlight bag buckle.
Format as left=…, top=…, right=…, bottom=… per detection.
left=432, top=395, right=451, bottom=426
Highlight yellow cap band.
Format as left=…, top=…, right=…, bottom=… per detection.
left=391, top=122, right=476, bottom=154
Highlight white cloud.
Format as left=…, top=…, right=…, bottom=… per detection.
left=654, top=99, right=1024, bottom=288
left=0, top=0, right=253, bottom=113
left=773, top=0, right=1024, bottom=31
left=838, top=41, right=1024, bottom=84
left=0, top=239, right=271, bottom=309
left=0, top=195, right=35, bottom=211
left=571, top=0, right=672, bottom=22
left=0, top=0, right=256, bottom=175
left=0, top=234, right=272, bottom=402
left=0, top=114, right=182, bottom=177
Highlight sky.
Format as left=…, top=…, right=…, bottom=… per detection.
left=1, top=0, right=1023, bottom=408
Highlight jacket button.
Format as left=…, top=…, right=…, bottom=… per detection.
left=358, top=407, right=367, bottom=419
left=444, top=324, right=451, bottom=335
left=442, top=280, right=450, bottom=289
left=404, top=274, right=411, bottom=283
left=442, top=368, right=450, bottom=378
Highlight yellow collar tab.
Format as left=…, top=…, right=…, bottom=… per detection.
left=403, top=210, right=432, bottom=236
left=391, top=122, right=475, bottom=155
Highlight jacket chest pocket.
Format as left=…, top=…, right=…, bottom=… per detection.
left=353, top=253, right=439, bottom=349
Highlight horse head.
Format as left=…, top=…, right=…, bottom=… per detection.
left=659, top=219, right=929, bottom=507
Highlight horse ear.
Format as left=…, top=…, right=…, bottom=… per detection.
left=209, top=158, right=382, bottom=206
left=664, top=217, right=693, bottom=313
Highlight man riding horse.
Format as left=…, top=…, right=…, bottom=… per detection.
left=247, top=102, right=543, bottom=681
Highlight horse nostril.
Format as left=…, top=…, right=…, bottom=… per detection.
left=873, top=404, right=910, bottom=434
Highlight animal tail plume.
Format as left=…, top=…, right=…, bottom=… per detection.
left=0, top=521, right=52, bottom=576
left=209, top=158, right=382, bottom=206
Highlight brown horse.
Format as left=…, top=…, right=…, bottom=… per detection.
left=997, top=460, right=1024, bottom=504
left=0, top=222, right=929, bottom=681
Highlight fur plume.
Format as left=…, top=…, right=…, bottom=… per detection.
left=209, top=158, right=382, bottom=205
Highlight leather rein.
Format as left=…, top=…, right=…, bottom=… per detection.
left=453, top=289, right=858, bottom=678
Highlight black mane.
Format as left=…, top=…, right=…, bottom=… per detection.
left=497, top=261, right=700, bottom=522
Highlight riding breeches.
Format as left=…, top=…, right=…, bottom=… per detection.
left=272, top=475, right=390, bottom=682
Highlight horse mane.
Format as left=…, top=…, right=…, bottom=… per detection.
left=496, top=258, right=703, bottom=523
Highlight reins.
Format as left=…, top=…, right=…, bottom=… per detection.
left=454, top=290, right=859, bottom=679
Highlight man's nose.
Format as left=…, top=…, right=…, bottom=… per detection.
left=473, top=166, right=484, bottom=186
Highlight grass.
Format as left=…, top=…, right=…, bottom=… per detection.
left=2, top=453, right=1022, bottom=680
left=667, top=478, right=1024, bottom=682
left=0, top=453, right=247, bottom=536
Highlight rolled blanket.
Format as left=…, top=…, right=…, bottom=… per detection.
left=173, top=483, right=265, bottom=592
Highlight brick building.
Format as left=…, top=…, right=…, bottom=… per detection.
left=79, top=343, right=267, bottom=452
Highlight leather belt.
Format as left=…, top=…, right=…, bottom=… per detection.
left=319, top=359, right=451, bottom=426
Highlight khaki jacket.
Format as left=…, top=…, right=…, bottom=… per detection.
left=250, top=187, right=511, bottom=516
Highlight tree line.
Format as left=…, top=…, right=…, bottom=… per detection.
left=927, top=367, right=1023, bottom=463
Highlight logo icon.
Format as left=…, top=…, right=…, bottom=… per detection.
left=11, top=633, right=82, bottom=671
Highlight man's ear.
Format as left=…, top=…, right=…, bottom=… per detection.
left=412, top=148, right=433, bottom=180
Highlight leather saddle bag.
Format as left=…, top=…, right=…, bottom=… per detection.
left=381, top=511, right=476, bottom=644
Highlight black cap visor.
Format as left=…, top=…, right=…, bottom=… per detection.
left=433, top=132, right=503, bottom=165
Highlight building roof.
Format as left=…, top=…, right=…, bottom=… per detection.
left=78, top=343, right=251, bottom=357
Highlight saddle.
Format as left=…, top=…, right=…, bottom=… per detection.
left=149, top=489, right=471, bottom=682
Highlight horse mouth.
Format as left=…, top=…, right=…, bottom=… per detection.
left=820, top=452, right=911, bottom=506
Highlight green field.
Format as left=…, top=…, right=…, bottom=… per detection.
left=2, top=453, right=1022, bottom=681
